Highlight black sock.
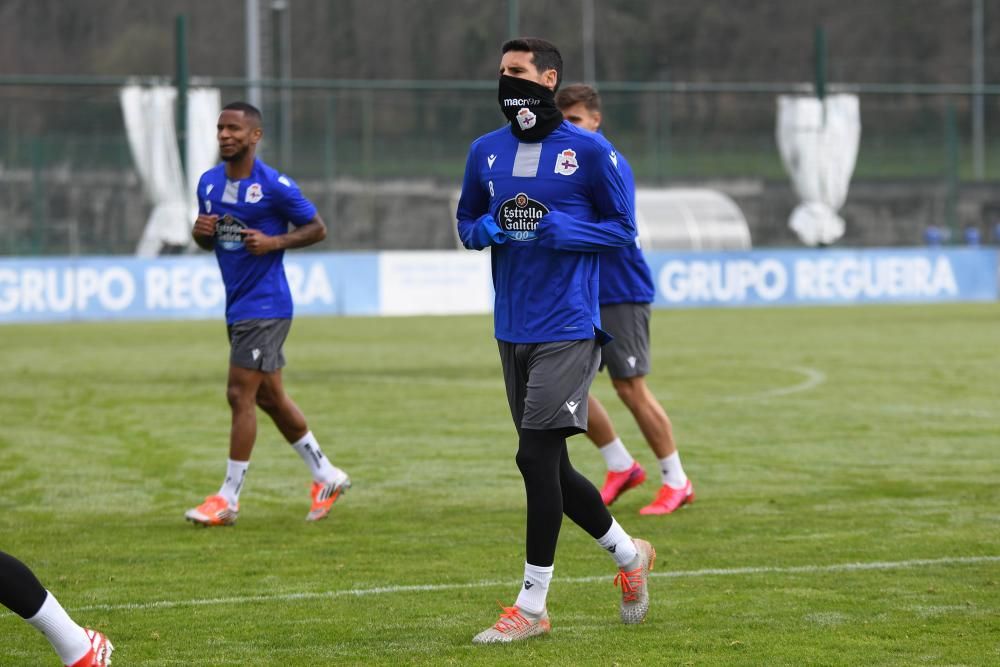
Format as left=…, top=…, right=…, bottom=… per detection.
left=0, top=550, right=49, bottom=619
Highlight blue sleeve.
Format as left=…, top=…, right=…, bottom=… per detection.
left=274, top=174, right=318, bottom=226
left=456, top=142, right=506, bottom=250
left=197, top=175, right=208, bottom=215
left=536, top=144, right=636, bottom=252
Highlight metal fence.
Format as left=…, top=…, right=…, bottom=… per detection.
left=2, top=76, right=1000, bottom=255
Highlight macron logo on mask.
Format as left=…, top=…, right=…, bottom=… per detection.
left=504, top=97, right=541, bottom=107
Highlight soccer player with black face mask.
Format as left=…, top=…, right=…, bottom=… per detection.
left=457, top=37, right=657, bottom=644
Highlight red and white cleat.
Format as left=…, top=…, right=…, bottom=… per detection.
left=67, top=629, right=113, bottom=667
left=599, top=461, right=646, bottom=506
left=639, top=480, right=694, bottom=515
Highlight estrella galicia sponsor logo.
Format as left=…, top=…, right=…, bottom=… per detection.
left=498, top=192, right=548, bottom=242
left=215, top=214, right=248, bottom=251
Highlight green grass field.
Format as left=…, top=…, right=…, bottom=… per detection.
left=1, top=304, right=997, bottom=666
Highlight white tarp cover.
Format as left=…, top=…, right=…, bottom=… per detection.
left=776, top=94, right=861, bottom=246
left=121, top=86, right=221, bottom=256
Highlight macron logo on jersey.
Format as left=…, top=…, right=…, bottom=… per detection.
left=488, top=154, right=497, bottom=169
left=565, top=400, right=579, bottom=415
left=610, top=151, right=619, bottom=168
left=278, top=175, right=291, bottom=187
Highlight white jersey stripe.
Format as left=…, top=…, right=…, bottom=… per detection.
left=512, top=143, right=542, bottom=178
left=222, top=180, right=240, bottom=204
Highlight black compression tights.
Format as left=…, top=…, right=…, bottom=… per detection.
left=516, top=428, right=614, bottom=567
left=0, top=550, right=49, bottom=618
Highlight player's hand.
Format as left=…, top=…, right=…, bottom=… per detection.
left=463, top=214, right=507, bottom=250
left=535, top=210, right=575, bottom=248
left=241, top=228, right=278, bottom=255
left=193, top=214, right=218, bottom=239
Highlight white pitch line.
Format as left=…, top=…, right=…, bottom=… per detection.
left=36, top=554, right=997, bottom=616
left=725, top=365, right=827, bottom=401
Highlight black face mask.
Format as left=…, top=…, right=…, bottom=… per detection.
left=497, top=75, right=563, bottom=142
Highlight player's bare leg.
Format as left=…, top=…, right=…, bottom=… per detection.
left=611, top=376, right=675, bottom=459
left=185, top=364, right=263, bottom=526
left=257, top=369, right=351, bottom=520
left=612, top=376, right=693, bottom=514
left=587, top=394, right=646, bottom=505
left=227, top=364, right=267, bottom=460
left=256, top=369, right=308, bottom=442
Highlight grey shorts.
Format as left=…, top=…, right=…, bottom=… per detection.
left=498, top=338, right=601, bottom=434
left=599, top=303, right=651, bottom=379
left=227, top=318, right=291, bottom=372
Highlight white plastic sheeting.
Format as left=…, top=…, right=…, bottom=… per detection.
left=120, top=86, right=221, bottom=256
left=635, top=188, right=751, bottom=251
left=776, top=94, right=861, bottom=246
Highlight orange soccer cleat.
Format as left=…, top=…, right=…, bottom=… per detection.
left=306, top=471, right=351, bottom=522
left=614, top=538, right=656, bottom=624
left=184, top=494, right=239, bottom=527
left=472, top=603, right=551, bottom=644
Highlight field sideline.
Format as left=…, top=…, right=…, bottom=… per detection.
left=1, top=304, right=997, bottom=665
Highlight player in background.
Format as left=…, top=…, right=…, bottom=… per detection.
left=0, top=550, right=112, bottom=666
left=187, top=101, right=350, bottom=526
left=556, top=84, right=694, bottom=515
left=457, top=38, right=656, bottom=644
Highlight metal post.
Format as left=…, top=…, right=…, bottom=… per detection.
left=31, top=137, right=44, bottom=255
left=272, top=0, right=292, bottom=167
left=582, top=0, right=596, bottom=84
left=175, top=15, right=189, bottom=177
left=508, top=0, right=519, bottom=39
left=245, top=0, right=262, bottom=109
left=814, top=26, right=827, bottom=101
left=945, top=102, right=960, bottom=241
left=324, top=92, right=337, bottom=181
left=972, top=0, right=985, bottom=179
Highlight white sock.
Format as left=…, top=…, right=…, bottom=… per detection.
left=514, top=562, right=553, bottom=615
left=659, top=452, right=688, bottom=488
left=25, top=591, right=91, bottom=666
left=290, top=431, right=341, bottom=483
left=596, top=518, right=638, bottom=567
left=218, top=459, right=249, bottom=506
left=598, top=437, right=634, bottom=472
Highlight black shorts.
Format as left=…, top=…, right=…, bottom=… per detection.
left=227, top=318, right=291, bottom=372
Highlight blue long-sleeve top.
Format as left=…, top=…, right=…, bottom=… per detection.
left=457, top=120, right=636, bottom=343
left=595, top=153, right=656, bottom=305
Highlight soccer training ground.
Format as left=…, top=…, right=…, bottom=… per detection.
left=1, top=303, right=997, bottom=665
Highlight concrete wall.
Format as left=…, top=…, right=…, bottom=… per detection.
left=1, top=168, right=999, bottom=256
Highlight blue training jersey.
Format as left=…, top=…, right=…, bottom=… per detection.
left=597, top=153, right=656, bottom=305
left=457, top=120, right=636, bottom=344
left=197, top=158, right=317, bottom=324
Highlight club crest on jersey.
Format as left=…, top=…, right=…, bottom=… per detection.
left=215, top=214, right=248, bottom=251
left=555, top=149, right=579, bottom=176
left=245, top=183, right=263, bottom=204
left=516, top=108, right=537, bottom=131
left=498, top=192, right=549, bottom=242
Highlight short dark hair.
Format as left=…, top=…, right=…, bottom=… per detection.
left=556, top=83, right=601, bottom=113
left=502, top=37, right=563, bottom=90
left=222, top=101, right=262, bottom=125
